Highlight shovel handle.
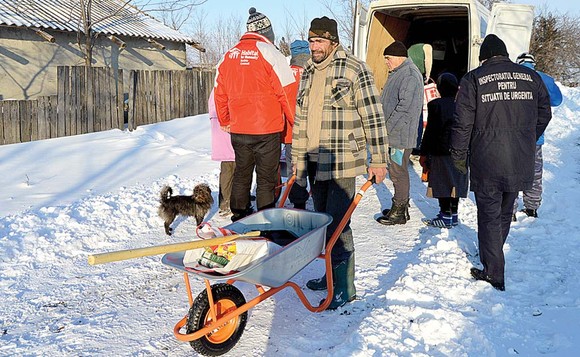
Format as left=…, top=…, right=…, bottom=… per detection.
left=87, top=231, right=261, bottom=266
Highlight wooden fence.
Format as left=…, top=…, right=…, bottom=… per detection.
left=0, top=96, right=57, bottom=143
left=0, top=66, right=215, bottom=145
left=127, top=69, right=214, bottom=130
left=57, top=66, right=124, bottom=138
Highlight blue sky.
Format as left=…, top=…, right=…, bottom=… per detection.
left=194, top=0, right=579, bottom=42
left=200, top=1, right=329, bottom=24
left=141, top=1, right=579, bottom=39
left=197, top=0, right=580, bottom=25
left=512, top=0, right=579, bottom=15
left=197, top=1, right=331, bottom=39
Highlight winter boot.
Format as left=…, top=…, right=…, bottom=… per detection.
left=450, top=201, right=459, bottom=226
left=423, top=212, right=453, bottom=228
left=381, top=203, right=410, bottom=221
left=306, top=273, right=332, bottom=291
left=452, top=213, right=459, bottom=226
left=231, top=207, right=254, bottom=222
left=521, top=208, right=538, bottom=218
left=377, top=199, right=408, bottom=225
left=470, top=267, right=505, bottom=291
left=293, top=202, right=306, bottom=210
left=324, top=256, right=356, bottom=310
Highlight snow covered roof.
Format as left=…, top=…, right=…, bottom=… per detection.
left=0, top=0, right=200, bottom=46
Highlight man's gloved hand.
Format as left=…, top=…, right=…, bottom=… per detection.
left=454, top=159, right=467, bottom=175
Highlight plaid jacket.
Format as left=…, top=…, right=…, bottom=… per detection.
left=292, top=46, right=388, bottom=181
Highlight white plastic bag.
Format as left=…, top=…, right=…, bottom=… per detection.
left=183, top=238, right=282, bottom=274
left=195, top=222, right=235, bottom=239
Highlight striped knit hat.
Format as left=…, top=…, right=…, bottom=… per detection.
left=246, top=8, right=275, bottom=43
left=517, top=52, right=536, bottom=65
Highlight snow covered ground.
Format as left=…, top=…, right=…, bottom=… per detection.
left=1, top=86, right=579, bottom=356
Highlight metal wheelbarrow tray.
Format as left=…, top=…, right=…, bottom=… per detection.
left=162, top=179, right=375, bottom=356
left=162, top=208, right=332, bottom=287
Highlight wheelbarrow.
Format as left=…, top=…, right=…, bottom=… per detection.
left=162, top=177, right=376, bottom=356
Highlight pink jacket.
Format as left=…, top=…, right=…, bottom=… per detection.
left=209, top=90, right=235, bottom=161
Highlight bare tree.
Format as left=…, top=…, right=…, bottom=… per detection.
left=76, top=0, right=134, bottom=68
left=281, top=5, right=311, bottom=42
left=278, top=37, right=291, bottom=57
left=317, top=0, right=372, bottom=50
left=478, top=0, right=505, bottom=11
left=529, top=8, right=580, bottom=86
left=188, top=10, right=243, bottom=67
left=140, top=0, right=208, bottom=31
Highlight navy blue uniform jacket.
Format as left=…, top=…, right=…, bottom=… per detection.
left=450, top=56, right=552, bottom=192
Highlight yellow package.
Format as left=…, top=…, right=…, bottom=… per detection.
left=214, top=242, right=237, bottom=260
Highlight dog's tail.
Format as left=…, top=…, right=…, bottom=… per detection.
left=160, top=185, right=173, bottom=202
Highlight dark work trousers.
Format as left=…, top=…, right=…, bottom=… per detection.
left=307, top=161, right=355, bottom=263
left=474, top=190, right=518, bottom=285
left=416, top=112, right=424, bottom=149
left=438, top=197, right=459, bottom=215
left=285, top=144, right=310, bottom=206
left=230, top=133, right=281, bottom=215
left=218, top=161, right=235, bottom=211
left=388, top=148, right=413, bottom=204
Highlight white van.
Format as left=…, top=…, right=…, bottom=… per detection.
left=353, top=0, right=535, bottom=89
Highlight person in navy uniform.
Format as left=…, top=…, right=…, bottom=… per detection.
left=450, top=34, right=552, bottom=291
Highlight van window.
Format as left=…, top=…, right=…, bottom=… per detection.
left=480, top=15, right=488, bottom=38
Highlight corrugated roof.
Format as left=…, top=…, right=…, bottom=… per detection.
left=0, top=0, right=199, bottom=45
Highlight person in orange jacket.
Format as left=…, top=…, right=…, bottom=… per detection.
left=214, top=7, right=295, bottom=221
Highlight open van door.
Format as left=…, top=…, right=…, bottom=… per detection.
left=353, top=1, right=368, bottom=60
left=486, top=3, right=535, bottom=62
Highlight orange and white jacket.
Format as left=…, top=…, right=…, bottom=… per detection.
left=214, top=32, right=295, bottom=135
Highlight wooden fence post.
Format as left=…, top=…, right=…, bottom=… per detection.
left=0, top=101, right=4, bottom=145
left=6, top=101, right=20, bottom=144
left=127, top=70, right=135, bottom=131
left=117, top=69, right=124, bottom=130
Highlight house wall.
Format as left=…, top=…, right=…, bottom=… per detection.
left=0, top=27, right=187, bottom=100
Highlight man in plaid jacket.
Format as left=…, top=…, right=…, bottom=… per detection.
left=292, top=16, right=389, bottom=309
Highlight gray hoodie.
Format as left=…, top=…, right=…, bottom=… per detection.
left=380, top=57, right=424, bottom=149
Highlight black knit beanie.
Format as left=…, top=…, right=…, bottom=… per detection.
left=479, top=34, right=508, bottom=61
left=383, top=41, right=408, bottom=57
left=436, top=72, right=459, bottom=98
left=308, top=16, right=339, bottom=43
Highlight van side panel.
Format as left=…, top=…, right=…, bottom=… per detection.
left=487, top=4, right=534, bottom=62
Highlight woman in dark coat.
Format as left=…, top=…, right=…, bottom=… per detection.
left=420, top=73, right=468, bottom=228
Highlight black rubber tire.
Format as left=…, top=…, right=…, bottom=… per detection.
left=186, top=283, right=247, bottom=356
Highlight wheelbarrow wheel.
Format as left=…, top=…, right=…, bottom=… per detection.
left=186, top=283, right=247, bottom=356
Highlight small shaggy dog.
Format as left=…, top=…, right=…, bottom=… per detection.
left=158, top=183, right=214, bottom=236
